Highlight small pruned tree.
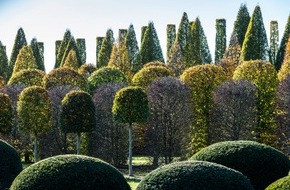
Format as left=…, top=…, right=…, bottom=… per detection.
left=210, top=80, right=257, bottom=143
left=112, top=86, right=150, bottom=176
left=12, top=46, right=37, bottom=76
left=60, top=91, right=96, bottom=155
left=8, top=69, right=45, bottom=87
left=63, top=49, right=78, bottom=70
left=0, top=93, right=13, bottom=135
left=17, top=86, right=52, bottom=162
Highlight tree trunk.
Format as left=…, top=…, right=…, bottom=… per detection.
left=128, top=123, right=133, bottom=176
left=77, top=133, right=81, bottom=155
left=34, top=135, right=38, bottom=162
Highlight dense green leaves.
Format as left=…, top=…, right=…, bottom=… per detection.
left=12, top=46, right=37, bottom=75
left=30, top=38, right=45, bottom=71
left=98, top=29, right=115, bottom=68
left=215, top=19, right=227, bottom=63
left=8, top=69, right=45, bottom=87
left=0, top=93, right=13, bottom=134
left=0, top=43, right=8, bottom=81
left=278, top=37, right=290, bottom=81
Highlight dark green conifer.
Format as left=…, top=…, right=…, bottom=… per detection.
left=96, top=37, right=104, bottom=66
left=97, top=29, right=114, bottom=68
left=241, top=5, right=269, bottom=61
left=200, top=20, right=212, bottom=63
left=166, top=24, right=176, bottom=62
left=31, top=38, right=45, bottom=71
left=275, top=15, right=290, bottom=70
left=0, top=42, right=8, bottom=81
left=175, top=12, right=190, bottom=54
left=141, top=26, right=148, bottom=45
left=55, top=30, right=72, bottom=68
left=60, top=37, right=82, bottom=68
left=76, top=38, right=86, bottom=65
left=215, top=19, right=227, bottom=64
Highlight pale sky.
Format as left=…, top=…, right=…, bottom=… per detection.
left=0, top=0, right=289, bottom=72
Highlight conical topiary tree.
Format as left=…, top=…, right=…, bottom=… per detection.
left=240, top=5, right=269, bottom=61
left=97, top=29, right=115, bottom=68
left=55, top=30, right=72, bottom=68
left=0, top=42, right=8, bottom=81
left=60, top=37, right=82, bottom=68
left=199, top=19, right=212, bottom=64
left=63, top=49, right=78, bottom=70
left=76, top=38, right=86, bottom=65
left=269, top=21, right=279, bottom=65
left=275, top=15, right=290, bottom=70
left=140, top=22, right=164, bottom=65
left=166, top=24, right=176, bottom=62
left=175, top=12, right=190, bottom=54
left=60, top=91, right=96, bottom=155
left=12, top=46, right=37, bottom=75
left=215, top=19, right=227, bottom=64
left=30, top=38, right=45, bottom=72
left=8, top=28, right=27, bottom=80
left=112, top=86, right=150, bottom=176
left=96, top=37, right=104, bottom=66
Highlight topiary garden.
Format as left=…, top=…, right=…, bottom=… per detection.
left=191, top=140, right=290, bottom=190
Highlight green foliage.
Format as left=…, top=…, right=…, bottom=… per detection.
left=180, top=64, right=227, bottom=154
left=0, top=93, right=13, bottom=134
left=78, top=63, right=96, bottom=78
left=55, top=30, right=72, bottom=68
left=113, top=86, right=149, bottom=124
left=269, top=21, right=279, bottom=65
left=63, top=49, right=78, bottom=70
left=8, top=69, right=45, bottom=87
left=76, top=38, right=86, bottom=64
left=0, top=43, right=8, bottom=81
left=265, top=176, right=290, bottom=190
left=44, top=67, right=87, bottom=90
left=199, top=19, right=212, bottom=63
left=98, top=29, right=115, bottom=68
left=136, top=161, right=254, bottom=190
left=12, top=45, right=37, bottom=75
left=17, top=86, right=52, bottom=135
left=175, top=12, right=190, bottom=54
left=10, top=155, right=130, bottom=190
left=240, top=5, right=269, bottom=61
left=30, top=38, right=45, bottom=72
left=167, top=41, right=184, bottom=76
left=215, top=19, right=227, bottom=63
left=0, top=140, right=22, bottom=189
left=87, top=67, right=127, bottom=94
left=132, top=66, right=173, bottom=89
left=140, top=22, right=164, bottom=65
left=231, top=3, right=250, bottom=46
left=233, top=60, right=278, bottom=145
left=60, top=37, right=82, bottom=68
left=141, top=26, right=148, bottom=44
left=96, top=37, right=104, bottom=66
left=166, top=24, right=176, bottom=61
left=60, top=91, right=96, bottom=134
left=8, top=27, right=27, bottom=81
left=143, top=61, right=170, bottom=69
left=278, top=37, right=290, bottom=81
left=191, top=140, right=290, bottom=190
left=275, top=15, right=290, bottom=70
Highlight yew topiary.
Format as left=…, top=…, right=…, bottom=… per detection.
left=136, top=161, right=254, bottom=190
left=10, top=155, right=130, bottom=190
left=0, top=140, right=22, bottom=189
left=191, top=140, right=290, bottom=190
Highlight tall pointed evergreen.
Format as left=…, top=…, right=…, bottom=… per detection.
left=97, top=29, right=115, bottom=68
left=55, top=40, right=62, bottom=65
left=12, top=46, right=37, bottom=75
left=215, top=19, right=227, bottom=64
left=60, top=37, right=82, bottom=68
left=166, top=24, right=176, bottom=62
left=55, top=30, right=72, bottom=68
left=141, top=26, right=148, bottom=45
left=124, top=24, right=141, bottom=73
left=31, top=38, right=45, bottom=71
left=118, top=29, right=127, bottom=43
left=241, top=5, right=269, bottom=61
left=0, top=42, right=8, bottom=81
left=175, top=12, right=190, bottom=54
left=269, top=21, right=279, bottom=65
left=140, top=22, right=164, bottom=65
left=8, top=27, right=27, bottom=80
left=76, top=38, right=86, bottom=65
left=275, top=15, right=290, bottom=70
left=37, top=42, right=44, bottom=64
left=199, top=18, right=212, bottom=63
left=231, top=4, right=250, bottom=46
left=96, top=37, right=104, bottom=66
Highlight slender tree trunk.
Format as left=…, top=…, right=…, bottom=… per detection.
left=34, top=135, right=38, bottom=162
left=77, top=133, right=81, bottom=155
left=129, top=123, right=133, bottom=176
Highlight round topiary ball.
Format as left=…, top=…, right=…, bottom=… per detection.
left=10, top=155, right=130, bottom=190
left=136, top=161, right=254, bottom=190
left=0, top=140, right=22, bottom=189
left=265, top=175, right=290, bottom=190
left=191, top=141, right=290, bottom=190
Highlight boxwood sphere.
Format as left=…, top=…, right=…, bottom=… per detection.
left=191, top=141, right=290, bottom=190
left=265, top=175, right=290, bottom=190
left=10, top=155, right=130, bottom=190
left=136, top=161, right=254, bottom=190
left=0, top=140, right=22, bottom=189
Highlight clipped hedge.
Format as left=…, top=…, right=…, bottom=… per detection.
left=191, top=140, right=290, bottom=190
left=265, top=175, right=290, bottom=190
left=136, top=161, right=254, bottom=190
left=0, top=140, right=22, bottom=189
left=10, top=155, right=130, bottom=190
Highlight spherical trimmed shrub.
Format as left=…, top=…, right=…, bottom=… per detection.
left=136, top=161, right=254, bottom=190
left=265, top=175, right=290, bottom=190
left=191, top=141, right=290, bottom=190
left=0, top=140, right=22, bottom=189
left=10, top=155, right=130, bottom=190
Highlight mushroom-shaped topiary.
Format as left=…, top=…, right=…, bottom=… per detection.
left=191, top=140, right=290, bottom=190
left=10, top=155, right=130, bottom=190
left=136, top=161, right=254, bottom=190
left=265, top=175, right=290, bottom=190
left=0, top=140, right=22, bottom=189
